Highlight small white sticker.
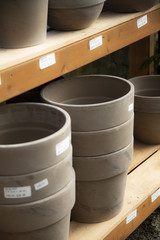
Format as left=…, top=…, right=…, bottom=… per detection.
left=4, top=186, right=31, bottom=199
left=89, top=36, right=103, bottom=50
left=128, top=103, right=133, bottom=112
left=56, top=136, right=70, bottom=156
left=34, top=179, right=49, bottom=191
left=137, top=15, right=148, bottom=29
left=126, top=209, right=137, bottom=224
left=0, top=74, right=2, bottom=85
left=39, top=53, right=56, bottom=70
left=151, top=189, right=160, bottom=203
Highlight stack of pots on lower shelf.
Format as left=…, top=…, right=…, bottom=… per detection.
left=48, top=0, right=106, bottom=30
left=0, top=103, right=75, bottom=240
left=0, top=0, right=48, bottom=48
left=104, top=0, right=159, bottom=12
left=129, top=75, right=160, bottom=144
left=41, top=74, right=134, bottom=223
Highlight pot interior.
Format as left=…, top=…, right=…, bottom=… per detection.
left=0, top=104, right=66, bottom=145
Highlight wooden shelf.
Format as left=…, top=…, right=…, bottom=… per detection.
left=69, top=141, right=160, bottom=240
left=0, top=4, right=160, bottom=102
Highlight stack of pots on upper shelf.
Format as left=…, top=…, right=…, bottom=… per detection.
left=129, top=75, right=160, bottom=144
left=0, top=0, right=48, bottom=48
left=0, top=103, right=75, bottom=240
left=48, top=0, right=106, bottom=30
left=41, top=75, right=134, bottom=223
left=103, top=0, right=159, bottom=12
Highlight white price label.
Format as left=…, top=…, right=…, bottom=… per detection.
left=128, top=103, right=133, bottom=112
left=4, top=186, right=31, bottom=199
left=39, top=53, right=56, bottom=70
left=151, top=189, right=160, bottom=203
left=56, top=136, right=70, bottom=156
left=137, top=15, right=148, bottom=29
left=89, top=36, right=103, bottom=50
left=126, top=209, right=137, bottom=224
left=34, top=179, right=49, bottom=191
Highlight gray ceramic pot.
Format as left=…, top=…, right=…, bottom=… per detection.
left=41, top=75, right=134, bottom=131
left=0, top=0, right=48, bottom=48
left=48, top=0, right=105, bottom=30
left=0, top=149, right=72, bottom=204
left=72, top=170, right=128, bottom=223
left=0, top=103, right=71, bottom=175
left=72, top=142, right=133, bottom=222
left=129, top=75, right=160, bottom=144
left=104, top=0, right=159, bottom=12
left=0, top=171, right=75, bottom=233
left=0, top=214, right=71, bottom=240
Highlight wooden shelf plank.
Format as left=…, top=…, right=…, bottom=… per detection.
left=0, top=4, right=160, bottom=102
left=69, top=145, right=160, bottom=240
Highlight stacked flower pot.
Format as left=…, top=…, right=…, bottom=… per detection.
left=0, top=103, right=75, bottom=240
left=41, top=74, right=134, bottom=223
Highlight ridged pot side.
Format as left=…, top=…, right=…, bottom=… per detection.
left=0, top=0, right=48, bottom=48
left=72, top=116, right=133, bottom=157
left=104, top=0, right=159, bottom=13
left=0, top=103, right=71, bottom=175
left=0, top=214, right=71, bottom=240
left=73, top=141, right=133, bottom=181
left=0, top=171, right=75, bottom=233
left=41, top=75, right=134, bottom=131
left=0, top=150, right=73, bottom=204
left=129, top=75, right=160, bottom=144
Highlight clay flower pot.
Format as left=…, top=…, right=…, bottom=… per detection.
left=129, top=75, right=160, bottom=144
left=0, top=103, right=71, bottom=175
left=72, top=142, right=133, bottom=222
left=41, top=75, right=134, bottom=131
left=104, top=0, right=159, bottom=12
left=0, top=0, right=48, bottom=48
left=48, top=0, right=105, bottom=30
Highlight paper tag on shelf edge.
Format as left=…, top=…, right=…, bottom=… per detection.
left=39, top=53, right=56, bottom=70
left=89, top=36, right=103, bottom=50
left=137, top=15, right=148, bottom=29
left=34, top=179, right=49, bottom=191
left=4, top=186, right=31, bottom=199
left=126, top=209, right=137, bottom=224
left=151, top=188, right=160, bottom=203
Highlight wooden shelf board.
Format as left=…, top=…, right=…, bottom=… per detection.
left=69, top=144, right=160, bottom=240
left=0, top=4, right=160, bottom=102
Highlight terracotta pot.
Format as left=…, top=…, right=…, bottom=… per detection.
left=129, top=75, right=160, bottom=144
left=104, top=0, right=159, bottom=12
left=72, top=170, right=128, bottom=223
left=0, top=0, right=48, bottom=48
left=48, top=0, right=105, bottom=30
left=0, top=103, right=71, bottom=175
left=72, top=116, right=133, bottom=157
left=0, top=170, right=75, bottom=232
left=73, top=141, right=133, bottom=181
left=41, top=75, right=134, bottom=131
left=0, top=214, right=71, bottom=240
left=0, top=149, right=72, bottom=204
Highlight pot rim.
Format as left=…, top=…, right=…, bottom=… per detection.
left=41, top=74, right=134, bottom=109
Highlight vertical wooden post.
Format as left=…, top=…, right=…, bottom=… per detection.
left=129, top=35, right=155, bottom=78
